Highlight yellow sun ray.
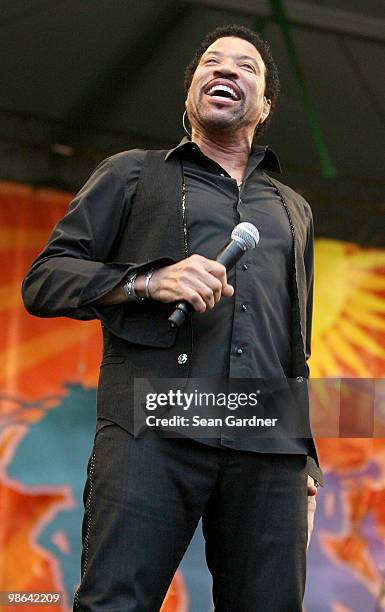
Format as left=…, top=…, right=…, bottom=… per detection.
left=356, top=274, right=385, bottom=291
left=325, top=331, right=372, bottom=376
left=352, top=251, right=385, bottom=268
left=348, top=291, right=385, bottom=314
left=344, top=305, right=385, bottom=332
left=312, top=240, right=385, bottom=380
left=339, top=319, right=385, bottom=359
left=310, top=336, right=343, bottom=376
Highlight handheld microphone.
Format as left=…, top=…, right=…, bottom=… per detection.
left=168, top=222, right=259, bottom=329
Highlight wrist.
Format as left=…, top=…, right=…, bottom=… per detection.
left=135, top=268, right=156, bottom=299
left=133, top=273, right=146, bottom=299
left=122, top=273, right=145, bottom=301
left=147, top=267, right=161, bottom=299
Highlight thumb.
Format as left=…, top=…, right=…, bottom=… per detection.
left=222, top=284, right=234, bottom=297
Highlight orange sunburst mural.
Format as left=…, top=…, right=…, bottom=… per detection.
left=310, top=239, right=385, bottom=378
left=0, top=181, right=187, bottom=612
left=306, top=239, right=385, bottom=612
left=1, top=180, right=385, bottom=611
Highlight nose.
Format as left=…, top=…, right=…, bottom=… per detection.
left=213, top=57, right=239, bottom=78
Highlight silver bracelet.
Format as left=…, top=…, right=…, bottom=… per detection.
left=122, top=273, right=145, bottom=301
left=145, top=268, right=155, bottom=298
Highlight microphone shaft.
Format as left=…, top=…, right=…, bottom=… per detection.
left=216, top=240, right=246, bottom=270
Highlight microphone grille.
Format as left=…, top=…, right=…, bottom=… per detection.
left=231, top=222, right=260, bottom=250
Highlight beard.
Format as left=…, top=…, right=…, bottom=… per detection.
left=188, top=93, right=252, bottom=135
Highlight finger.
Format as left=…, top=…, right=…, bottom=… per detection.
left=192, top=279, right=216, bottom=311
left=184, top=256, right=228, bottom=295
left=222, top=284, right=234, bottom=297
left=198, top=274, right=223, bottom=304
left=183, top=287, right=207, bottom=313
left=184, top=270, right=223, bottom=305
left=308, top=496, right=317, bottom=512
left=307, top=476, right=318, bottom=496
left=212, top=278, right=224, bottom=303
left=202, top=260, right=228, bottom=289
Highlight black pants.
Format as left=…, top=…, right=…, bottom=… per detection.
left=74, top=420, right=308, bottom=612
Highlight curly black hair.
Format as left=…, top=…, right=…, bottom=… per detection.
left=184, top=24, right=280, bottom=138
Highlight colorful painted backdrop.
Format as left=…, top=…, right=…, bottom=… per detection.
left=1, top=181, right=385, bottom=611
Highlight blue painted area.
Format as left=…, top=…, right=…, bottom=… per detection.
left=8, top=386, right=381, bottom=610
left=6, top=383, right=213, bottom=610
left=179, top=520, right=212, bottom=611
left=305, top=478, right=377, bottom=611
left=7, top=384, right=96, bottom=605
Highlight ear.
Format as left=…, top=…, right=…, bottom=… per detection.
left=260, top=97, right=271, bottom=123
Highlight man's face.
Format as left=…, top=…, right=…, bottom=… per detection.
left=186, top=36, right=269, bottom=136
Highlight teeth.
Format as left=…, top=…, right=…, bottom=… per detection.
left=207, top=84, right=238, bottom=100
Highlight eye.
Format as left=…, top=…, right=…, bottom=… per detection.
left=204, top=57, right=219, bottom=65
left=241, top=63, right=255, bottom=72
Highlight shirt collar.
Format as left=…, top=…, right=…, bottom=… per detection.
left=164, top=136, right=281, bottom=173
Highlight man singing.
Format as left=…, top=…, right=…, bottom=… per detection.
left=22, top=24, right=322, bottom=612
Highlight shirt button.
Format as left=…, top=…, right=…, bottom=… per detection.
left=220, top=173, right=225, bottom=177
left=296, top=376, right=304, bottom=383
left=242, top=263, right=248, bottom=270
left=241, top=304, right=247, bottom=311
left=177, top=353, right=188, bottom=365
left=236, top=348, right=243, bottom=355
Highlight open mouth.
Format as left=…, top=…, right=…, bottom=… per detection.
left=204, top=81, right=241, bottom=103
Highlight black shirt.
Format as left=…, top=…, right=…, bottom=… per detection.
left=174, top=140, right=292, bottom=379
left=167, top=140, right=311, bottom=457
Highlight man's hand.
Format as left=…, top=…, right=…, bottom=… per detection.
left=307, top=476, right=318, bottom=549
left=93, top=255, right=234, bottom=308
left=146, top=255, right=234, bottom=312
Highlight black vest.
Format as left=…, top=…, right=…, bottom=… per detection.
left=100, top=150, right=310, bottom=378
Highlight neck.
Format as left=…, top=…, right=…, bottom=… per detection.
left=191, top=127, right=253, bottom=183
